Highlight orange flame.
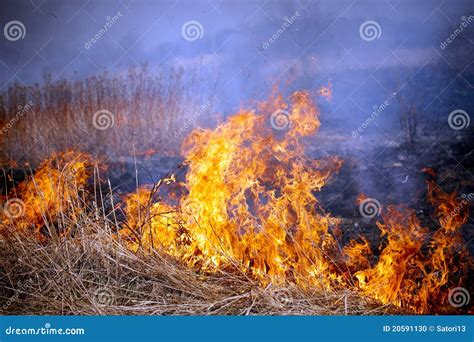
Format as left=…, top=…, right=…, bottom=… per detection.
left=125, top=91, right=344, bottom=287
left=2, top=90, right=471, bottom=314
left=346, top=172, right=472, bottom=313
left=121, top=92, right=471, bottom=313
left=1, top=151, right=93, bottom=240
left=317, top=81, right=332, bottom=101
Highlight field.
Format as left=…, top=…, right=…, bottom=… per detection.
left=1, top=67, right=473, bottom=316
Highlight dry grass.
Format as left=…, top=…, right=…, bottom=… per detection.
left=0, top=65, right=216, bottom=165
left=0, top=70, right=405, bottom=315
left=0, top=157, right=403, bottom=315
left=0, top=225, right=402, bottom=315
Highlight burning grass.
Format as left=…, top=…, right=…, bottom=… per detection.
left=0, top=227, right=400, bottom=315
left=0, top=90, right=472, bottom=315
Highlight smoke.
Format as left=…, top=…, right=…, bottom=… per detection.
left=1, top=0, right=472, bottom=204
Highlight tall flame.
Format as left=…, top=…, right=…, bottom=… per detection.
left=122, top=91, right=471, bottom=312
left=1, top=91, right=471, bottom=314
left=124, top=91, right=344, bottom=287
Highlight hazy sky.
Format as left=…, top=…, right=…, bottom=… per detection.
left=1, top=0, right=472, bottom=201
left=1, top=0, right=471, bottom=79
left=1, top=0, right=472, bottom=121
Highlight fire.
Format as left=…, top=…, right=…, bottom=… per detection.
left=317, top=81, right=332, bottom=101
left=346, top=170, right=472, bottom=313
left=1, top=90, right=471, bottom=314
left=124, top=91, right=344, bottom=287
left=120, top=185, right=187, bottom=257
left=120, top=91, right=471, bottom=313
left=121, top=90, right=471, bottom=312
left=0, top=151, right=93, bottom=240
